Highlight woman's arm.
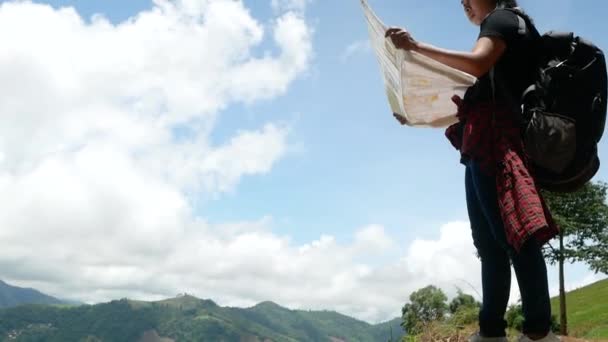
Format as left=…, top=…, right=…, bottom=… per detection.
left=385, top=28, right=506, bottom=78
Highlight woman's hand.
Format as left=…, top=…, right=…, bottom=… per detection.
left=393, top=113, right=408, bottom=125
left=385, top=27, right=418, bottom=51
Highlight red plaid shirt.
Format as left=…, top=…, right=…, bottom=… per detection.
left=445, top=97, right=559, bottom=252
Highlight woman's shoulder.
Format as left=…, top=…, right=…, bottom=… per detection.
left=479, top=9, right=526, bottom=42
left=482, top=9, right=520, bottom=29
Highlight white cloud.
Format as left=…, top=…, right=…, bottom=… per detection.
left=271, top=0, right=311, bottom=13
left=5, top=216, right=482, bottom=323
left=0, top=0, right=313, bottom=301
left=0, top=0, right=311, bottom=193
left=341, top=39, right=371, bottom=61
left=354, top=224, right=394, bottom=251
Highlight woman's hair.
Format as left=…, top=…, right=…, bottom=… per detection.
left=495, top=0, right=534, bottom=24
left=496, top=0, right=518, bottom=9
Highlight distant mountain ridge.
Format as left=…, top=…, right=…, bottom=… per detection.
left=0, top=279, right=69, bottom=308
left=2, top=278, right=607, bottom=340
left=0, top=288, right=404, bottom=341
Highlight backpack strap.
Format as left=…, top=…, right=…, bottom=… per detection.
left=522, top=84, right=537, bottom=103
left=516, top=15, right=527, bottom=35
left=490, top=67, right=497, bottom=126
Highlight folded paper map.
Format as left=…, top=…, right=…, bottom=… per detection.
left=361, top=0, right=478, bottom=127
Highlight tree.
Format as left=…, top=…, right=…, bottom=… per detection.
left=401, top=285, right=448, bottom=335
left=449, top=289, right=480, bottom=314
left=542, top=181, right=608, bottom=336
left=447, top=289, right=481, bottom=327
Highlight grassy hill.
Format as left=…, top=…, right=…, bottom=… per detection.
left=550, top=278, right=608, bottom=339
left=0, top=294, right=405, bottom=341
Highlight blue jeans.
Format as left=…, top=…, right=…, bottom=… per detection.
left=465, top=159, right=552, bottom=337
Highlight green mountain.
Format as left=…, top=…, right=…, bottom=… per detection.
left=0, top=294, right=404, bottom=342
left=0, top=280, right=68, bottom=308
left=550, top=278, right=608, bottom=339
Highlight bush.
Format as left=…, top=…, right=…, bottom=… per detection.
left=505, top=304, right=524, bottom=332
left=450, top=306, right=479, bottom=326
left=550, top=315, right=561, bottom=333
left=400, top=320, right=479, bottom=342
left=505, top=305, right=559, bottom=333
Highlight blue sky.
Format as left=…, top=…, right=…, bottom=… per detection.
left=33, top=1, right=607, bottom=241
left=0, top=0, right=605, bottom=323
left=209, top=0, right=608, bottom=246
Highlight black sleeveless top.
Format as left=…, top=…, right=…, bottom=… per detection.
left=464, top=9, right=540, bottom=106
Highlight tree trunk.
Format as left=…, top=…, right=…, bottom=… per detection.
left=559, top=231, right=568, bottom=336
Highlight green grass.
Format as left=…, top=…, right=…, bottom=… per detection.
left=550, top=278, right=608, bottom=339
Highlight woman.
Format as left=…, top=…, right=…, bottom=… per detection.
left=386, top=1, right=560, bottom=341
